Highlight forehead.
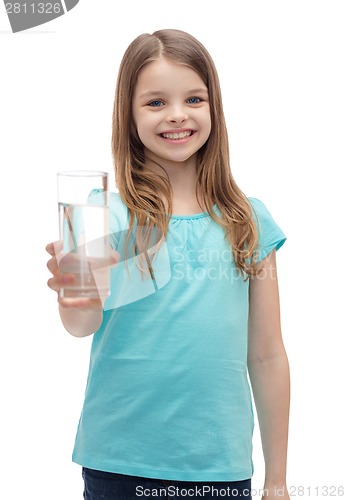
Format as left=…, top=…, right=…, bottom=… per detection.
left=134, top=58, right=207, bottom=96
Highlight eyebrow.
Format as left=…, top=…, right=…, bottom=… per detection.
left=138, top=88, right=209, bottom=99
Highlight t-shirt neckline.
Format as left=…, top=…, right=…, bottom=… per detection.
left=169, top=204, right=218, bottom=220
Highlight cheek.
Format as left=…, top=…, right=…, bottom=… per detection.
left=202, top=115, right=212, bottom=139
left=207, top=117, right=212, bottom=132
left=139, top=121, right=162, bottom=146
left=135, top=120, right=156, bottom=147
left=199, top=108, right=211, bottom=134
left=132, top=106, right=150, bottom=130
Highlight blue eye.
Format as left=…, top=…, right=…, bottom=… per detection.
left=148, top=100, right=164, bottom=107
left=187, top=97, right=201, bottom=104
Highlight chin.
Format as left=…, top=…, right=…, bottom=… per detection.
left=160, top=151, right=197, bottom=163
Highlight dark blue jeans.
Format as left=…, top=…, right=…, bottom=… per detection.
left=82, top=467, right=252, bottom=499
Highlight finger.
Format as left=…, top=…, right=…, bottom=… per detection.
left=59, top=297, right=102, bottom=310
left=46, top=257, right=59, bottom=275
left=47, top=274, right=75, bottom=292
left=47, top=257, right=72, bottom=277
left=46, top=240, right=63, bottom=256
left=47, top=277, right=59, bottom=292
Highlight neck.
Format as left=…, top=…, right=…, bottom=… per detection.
left=145, top=150, right=197, bottom=182
left=144, top=153, right=206, bottom=213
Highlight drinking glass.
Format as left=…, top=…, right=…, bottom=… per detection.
left=57, top=170, right=110, bottom=299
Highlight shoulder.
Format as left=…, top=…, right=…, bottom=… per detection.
left=109, top=191, right=128, bottom=212
left=247, top=196, right=264, bottom=209
left=109, top=191, right=130, bottom=230
left=247, top=196, right=271, bottom=221
left=246, top=196, right=283, bottom=229
left=87, top=189, right=128, bottom=220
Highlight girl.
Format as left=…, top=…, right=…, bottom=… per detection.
left=46, top=29, right=290, bottom=500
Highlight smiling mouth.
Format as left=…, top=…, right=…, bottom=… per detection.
left=159, top=130, right=194, bottom=140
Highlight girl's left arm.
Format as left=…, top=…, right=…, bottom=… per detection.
left=247, top=248, right=290, bottom=500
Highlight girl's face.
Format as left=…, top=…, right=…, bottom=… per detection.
left=132, top=57, right=211, bottom=168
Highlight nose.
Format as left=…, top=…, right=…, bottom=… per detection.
left=167, top=104, right=188, bottom=124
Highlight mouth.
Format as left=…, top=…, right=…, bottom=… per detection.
left=158, top=130, right=196, bottom=142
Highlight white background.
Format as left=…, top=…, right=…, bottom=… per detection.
left=1, top=1, right=345, bottom=499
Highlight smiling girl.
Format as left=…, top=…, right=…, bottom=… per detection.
left=46, top=29, right=290, bottom=500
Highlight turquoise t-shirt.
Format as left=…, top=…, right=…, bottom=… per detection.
left=72, top=193, right=287, bottom=481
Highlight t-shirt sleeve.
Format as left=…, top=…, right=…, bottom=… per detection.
left=248, top=197, right=287, bottom=262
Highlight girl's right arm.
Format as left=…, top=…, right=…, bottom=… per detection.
left=46, top=241, right=119, bottom=338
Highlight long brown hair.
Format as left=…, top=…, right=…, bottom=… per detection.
left=112, top=29, right=263, bottom=281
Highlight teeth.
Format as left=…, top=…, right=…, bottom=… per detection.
left=162, top=131, right=193, bottom=139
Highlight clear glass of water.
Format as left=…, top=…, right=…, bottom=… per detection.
left=57, top=170, right=110, bottom=299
